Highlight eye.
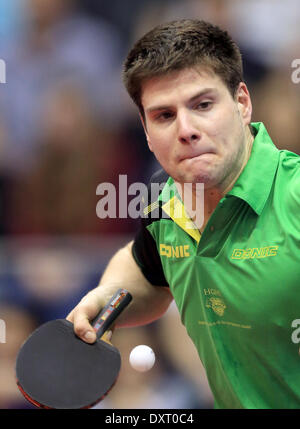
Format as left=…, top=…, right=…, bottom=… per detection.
left=196, top=101, right=213, bottom=110
left=154, top=111, right=174, bottom=122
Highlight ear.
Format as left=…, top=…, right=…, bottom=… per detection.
left=236, top=82, right=252, bottom=126
left=139, top=113, right=153, bottom=152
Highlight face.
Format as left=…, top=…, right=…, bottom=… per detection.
left=141, top=67, right=252, bottom=191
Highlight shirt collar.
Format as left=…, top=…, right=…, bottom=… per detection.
left=227, top=122, right=279, bottom=215
left=159, top=122, right=279, bottom=215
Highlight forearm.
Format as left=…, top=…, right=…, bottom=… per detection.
left=67, top=241, right=173, bottom=342
left=96, top=241, right=173, bottom=327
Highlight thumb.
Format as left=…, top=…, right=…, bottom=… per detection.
left=71, top=292, right=107, bottom=343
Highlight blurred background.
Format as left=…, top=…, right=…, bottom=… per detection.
left=0, top=0, right=300, bottom=409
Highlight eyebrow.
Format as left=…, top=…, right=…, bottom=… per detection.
left=145, top=88, right=216, bottom=113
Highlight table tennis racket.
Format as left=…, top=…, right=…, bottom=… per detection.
left=16, top=288, right=132, bottom=409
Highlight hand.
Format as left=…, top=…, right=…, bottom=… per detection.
left=66, top=288, right=112, bottom=344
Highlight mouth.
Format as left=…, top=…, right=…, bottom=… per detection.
left=180, top=151, right=215, bottom=162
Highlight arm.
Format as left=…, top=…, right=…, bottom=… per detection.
left=66, top=241, right=173, bottom=343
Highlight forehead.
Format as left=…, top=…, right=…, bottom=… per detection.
left=141, top=67, right=227, bottom=109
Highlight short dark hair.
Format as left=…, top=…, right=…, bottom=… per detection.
left=123, top=19, right=243, bottom=118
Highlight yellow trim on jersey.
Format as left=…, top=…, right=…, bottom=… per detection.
left=161, top=196, right=201, bottom=243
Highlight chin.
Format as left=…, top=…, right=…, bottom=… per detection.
left=180, top=166, right=215, bottom=184
left=180, top=158, right=215, bottom=182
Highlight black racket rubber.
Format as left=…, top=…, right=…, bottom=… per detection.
left=16, top=289, right=132, bottom=409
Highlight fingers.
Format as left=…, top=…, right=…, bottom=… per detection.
left=67, top=290, right=106, bottom=344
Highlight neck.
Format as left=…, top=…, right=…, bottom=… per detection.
left=180, top=125, right=254, bottom=232
left=221, top=125, right=254, bottom=195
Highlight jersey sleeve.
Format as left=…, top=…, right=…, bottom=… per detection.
left=131, top=169, right=169, bottom=287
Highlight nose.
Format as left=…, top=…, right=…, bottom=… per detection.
left=177, top=110, right=201, bottom=144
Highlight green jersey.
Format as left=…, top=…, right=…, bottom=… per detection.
left=132, top=122, right=300, bottom=409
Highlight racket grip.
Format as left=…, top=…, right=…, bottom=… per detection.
left=92, top=289, right=132, bottom=339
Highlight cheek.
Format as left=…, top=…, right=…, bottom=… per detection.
left=146, top=137, right=153, bottom=152
left=148, top=138, right=168, bottom=161
left=148, top=129, right=173, bottom=156
left=203, top=113, right=232, bottom=143
left=156, top=145, right=173, bottom=163
left=210, top=107, right=243, bottom=148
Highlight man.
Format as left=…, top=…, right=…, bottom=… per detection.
left=67, top=19, right=300, bottom=408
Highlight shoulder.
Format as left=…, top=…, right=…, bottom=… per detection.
left=278, top=150, right=300, bottom=208
left=278, top=150, right=300, bottom=182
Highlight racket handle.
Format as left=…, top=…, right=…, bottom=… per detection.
left=92, top=288, right=132, bottom=339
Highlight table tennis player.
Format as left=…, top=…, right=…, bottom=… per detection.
left=67, top=19, right=300, bottom=409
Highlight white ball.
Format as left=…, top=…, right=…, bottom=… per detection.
left=129, top=345, right=155, bottom=372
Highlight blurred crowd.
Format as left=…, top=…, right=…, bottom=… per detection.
left=0, top=0, right=300, bottom=409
